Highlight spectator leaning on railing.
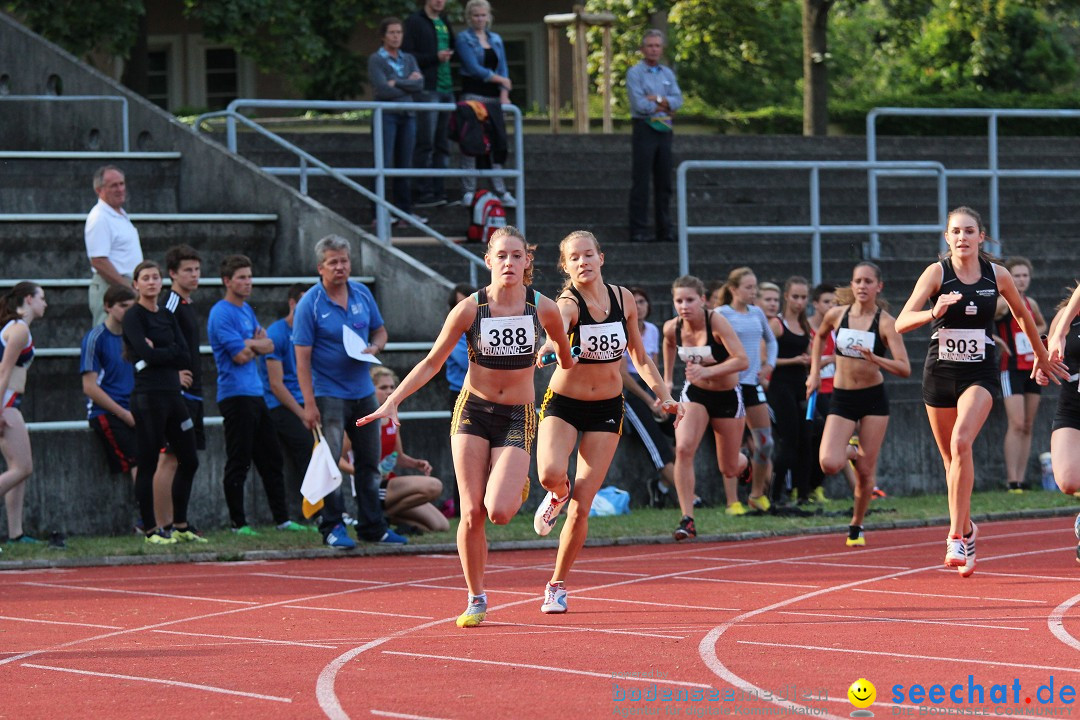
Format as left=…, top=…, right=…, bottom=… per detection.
left=404, top=0, right=456, bottom=208
left=369, top=16, right=425, bottom=225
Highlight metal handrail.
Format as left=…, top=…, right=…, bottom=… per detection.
left=192, top=107, right=485, bottom=287
left=27, top=410, right=450, bottom=433
left=34, top=340, right=434, bottom=359
left=0, top=276, right=373, bottom=289
left=677, top=160, right=949, bottom=285
left=867, top=107, right=1080, bottom=256
left=194, top=99, right=527, bottom=287
left=0, top=95, right=130, bottom=151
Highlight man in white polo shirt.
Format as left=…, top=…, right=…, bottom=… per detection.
left=85, top=165, right=143, bottom=325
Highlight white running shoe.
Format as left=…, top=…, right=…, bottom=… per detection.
left=1074, top=513, right=1079, bottom=565
left=959, top=521, right=978, bottom=578
left=944, top=535, right=966, bottom=568
left=499, top=191, right=517, bottom=208
left=533, top=491, right=568, bottom=536
left=541, top=582, right=567, bottom=614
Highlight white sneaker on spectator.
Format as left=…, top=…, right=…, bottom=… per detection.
left=462, top=192, right=474, bottom=207
left=499, top=191, right=517, bottom=208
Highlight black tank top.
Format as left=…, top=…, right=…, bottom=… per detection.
left=466, top=286, right=543, bottom=370
left=676, top=309, right=730, bottom=367
left=1062, top=316, right=1080, bottom=378
left=836, top=306, right=886, bottom=359
left=566, top=284, right=627, bottom=364
left=928, top=256, right=998, bottom=371
left=772, top=318, right=810, bottom=384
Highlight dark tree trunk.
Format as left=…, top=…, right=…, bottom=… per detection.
left=803, top=0, right=832, bottom=136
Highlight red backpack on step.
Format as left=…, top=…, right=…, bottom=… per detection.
left=466, top=189, right=507, bottom=243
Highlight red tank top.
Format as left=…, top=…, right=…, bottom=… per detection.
left=380, top=420, right=398, bottom=479
left=997, top=297, right=1034, bottom=372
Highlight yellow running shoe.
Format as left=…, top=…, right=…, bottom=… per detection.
left=725, top=501, right=748, bottom=516
left=748, top=495, right=771, bottom=513
left=456, top=596, right=487, bottom=628
left=812, top=487, right=827, bottom=503
left=846, top=525, right=865, bottom=547
left=173, top=527, right=209, bottom=544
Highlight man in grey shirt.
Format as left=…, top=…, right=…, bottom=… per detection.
left=626, top=29, right=683, bottom=244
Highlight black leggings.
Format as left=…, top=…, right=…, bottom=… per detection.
left=132, top=392, right=199, bottom=530
left=767, top=377, right=811, bottom=502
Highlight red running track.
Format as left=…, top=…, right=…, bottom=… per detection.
left=1, top=517, right=1079, bottom=720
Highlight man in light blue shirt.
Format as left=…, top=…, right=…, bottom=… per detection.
left=293, top=234, right=406, bottom=548
left=626, top=29, right=683, bottom=244
left=208, top=255, right=299, bottom=535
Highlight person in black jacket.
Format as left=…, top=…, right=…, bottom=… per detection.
left=122, top=260, right=203, bottom=546
left=403, top=0, right=455, bottom=207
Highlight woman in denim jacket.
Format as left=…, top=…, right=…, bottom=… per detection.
left=368, top=17, right=424, bottom=221
left=454, top=0, right=516, bottom=208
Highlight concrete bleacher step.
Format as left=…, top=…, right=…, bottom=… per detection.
left=0, top=151, right=183, bottom=213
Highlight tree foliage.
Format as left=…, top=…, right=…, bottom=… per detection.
left=4, top=0, right=144, bottom=59
left=184, top=0, right=413, bottom=99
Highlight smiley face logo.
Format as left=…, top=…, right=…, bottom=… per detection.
left=848, top=678, right=876, bottom=715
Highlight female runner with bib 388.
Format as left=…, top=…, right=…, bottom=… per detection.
left=356, top=227, right=574, bottom=628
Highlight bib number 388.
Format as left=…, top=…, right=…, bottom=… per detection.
left=480, top=316, right=535, bottom=356
left=938, top=328, right=985, bottom=362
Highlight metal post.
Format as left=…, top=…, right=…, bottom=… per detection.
left=677, top=164, right=689, bottom=277
left=226, top=112, right=237, bottom=152
left=809, top=167, right=822, bottom=287
left=373, top=107, right=389, bottom=242
left=548, top=25, right=560, bottom=134
left=299, top=157, right=308, bottom=195
left=120, top=98, right=130, bottom=152
left=511, top=107, right=526, bottom=237
left=866, top=110, right=880, bottom=259
left=988, top=113, right=1000, bottom=255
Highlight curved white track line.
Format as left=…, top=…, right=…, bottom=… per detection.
left=1048, top=591, right=1080, bottom=653
left=698, top=543, right=1077, bottom=720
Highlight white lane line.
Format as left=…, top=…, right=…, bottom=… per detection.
left=284, top=605, right=434, bottom=620
left=1048, top=592, right=1080, bottom=653
left=21, top=663, right=293, bottom=702
left=152, top=629, right=338, bottom=649
left=484, top=620, right=684, bottom=640
left=943, top=569, right=1080, bottom=582
left=249, top=573, right=385, bottom=585
left=736, top=640, right=1080, bottom=673
left=778, top=560, right=911, bottom=570
left=415, top=554, right=456, bottom=559
left=0, top=615, right=122, bottom=629
left=574, top=596, right=740, bottom=612
left=852, top=588, right=1047, bottom=605
left=20, top=582, right=258, bottom=605
left=405, top=583, right=535, bottom=596
left=380, top=651, right=712, bottom=688
left=777, top=610, right=1029, bottom=631
left=676, top=576, right=818, bottom=589
left=371, top=709, right=452, bottom=720
left=560, top=568, right=651, bottom=577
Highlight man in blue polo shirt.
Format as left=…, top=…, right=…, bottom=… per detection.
left=293, top=234, right=406, bottom=548
left=208, top=255, right=304, bottom=535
